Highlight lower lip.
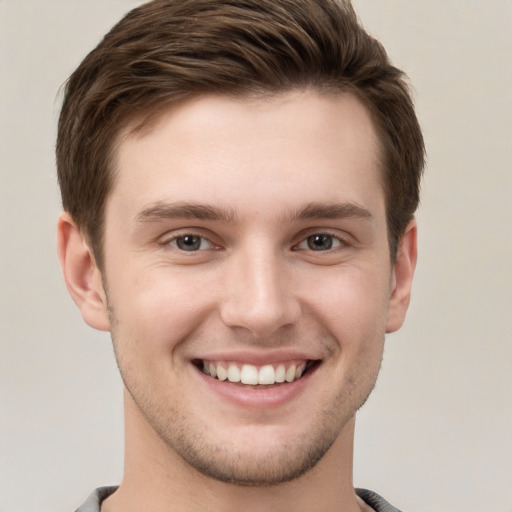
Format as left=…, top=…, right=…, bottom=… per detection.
left=192, top=364, right=317, bottom=409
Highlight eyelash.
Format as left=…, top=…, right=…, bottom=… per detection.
left=162, top=233, right=217, bottom=252
left=294, top=232, right=348, bottom=252
left=161, top=231, right=349, bottom=253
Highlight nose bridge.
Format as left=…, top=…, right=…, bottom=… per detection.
left=220, top=240, right=300, bottom=338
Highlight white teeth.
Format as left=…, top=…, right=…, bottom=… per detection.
left=258, top=364, right=275, bottom=385
left=227, top=364, right=241, bottom=383
left=275, top=364, right=286, bottom=383
left=241, top=364, right=259, bottom=385
left=203, top=361, right=309, bottom=385
left=216, top=365, right=228, bottom=381
left=285, top=365, right=296, bottom=382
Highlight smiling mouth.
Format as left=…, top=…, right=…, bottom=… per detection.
left=194, top=359, right=319, bottom=386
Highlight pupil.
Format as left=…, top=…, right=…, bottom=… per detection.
left=308, top=234, right=332, bottom=251
left=178, top=235, right=201, bottom=251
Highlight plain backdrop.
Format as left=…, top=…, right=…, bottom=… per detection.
left=1, top=1, right=511, bottom=511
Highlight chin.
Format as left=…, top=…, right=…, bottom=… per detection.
left=144, top=397, right=354, bottom=487
left=169, top=429, right=337, bottom=487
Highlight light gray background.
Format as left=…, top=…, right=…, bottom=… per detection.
left=1, top=1, right=511, bottom=511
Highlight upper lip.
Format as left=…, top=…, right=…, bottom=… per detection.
left=191, top=349, right=321, bottom=366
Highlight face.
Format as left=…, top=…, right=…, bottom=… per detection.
left=94, top=91, right=411, bottom=485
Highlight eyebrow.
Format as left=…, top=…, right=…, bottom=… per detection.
left=289, top=202, right=373, bottom=222
left=136, top=201, right=236, bottom=223
left=135, top=200, right=373, bottom=224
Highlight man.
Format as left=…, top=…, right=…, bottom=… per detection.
left=56, top=1, right=424, bottom=511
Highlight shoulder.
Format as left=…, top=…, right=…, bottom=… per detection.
left=74, top=487, right=118, bottom=512
left=74, top=486, right=399, bottom=512
left=356, top=488, right=404, bottom=512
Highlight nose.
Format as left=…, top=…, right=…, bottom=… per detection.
left=219, top=246, right=301, bottom=339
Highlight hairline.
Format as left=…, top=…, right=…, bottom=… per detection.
left=89, top=86, right=397, bottom=270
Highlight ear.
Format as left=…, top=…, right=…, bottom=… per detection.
left=386, top=219, right=418, bottom=333
left=57, top=212, right=110, bottom=331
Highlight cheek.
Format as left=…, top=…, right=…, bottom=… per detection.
left=310, top=264, right=391, bottom=335
left=323, top=275, right=388, bottom=379
left=107, top=264, right=216, bottom=352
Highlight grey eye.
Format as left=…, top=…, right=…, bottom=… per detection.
left=296, top=233, right=344, bottom=252
left=306, top=234, right=334, bottom=251
left=172, top=235, right=211, bottom=251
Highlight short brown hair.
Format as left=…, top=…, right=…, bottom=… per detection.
left=57, top=0, right=425, bottom=267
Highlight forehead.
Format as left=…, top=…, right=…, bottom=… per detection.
left=109, top=90, right=384, bottom=220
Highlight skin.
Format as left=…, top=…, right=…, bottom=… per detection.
left=58, top=90, right=416, bottom=512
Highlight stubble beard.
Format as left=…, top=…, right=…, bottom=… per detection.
left=106, top=296, right=382, bottom=487
left=121, top=376, right=358, bottom=487
left=150, top=404, right=342, bottom=487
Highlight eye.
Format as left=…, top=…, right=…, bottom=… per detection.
left=297, top=233, right=343, bottom=251
left=168, top=234, right=213, bottom=252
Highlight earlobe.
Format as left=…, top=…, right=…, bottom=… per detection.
left=385, top=219, right=418, bottom=333
left=57, top=212, right=110, bottom=331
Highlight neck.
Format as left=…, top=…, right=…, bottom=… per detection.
left=102, top=390, right=363, bottom=512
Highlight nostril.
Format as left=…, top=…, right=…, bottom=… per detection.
left=219, top=261, right=301, bottom=337
left=220, top=300, right=301, bottom=339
